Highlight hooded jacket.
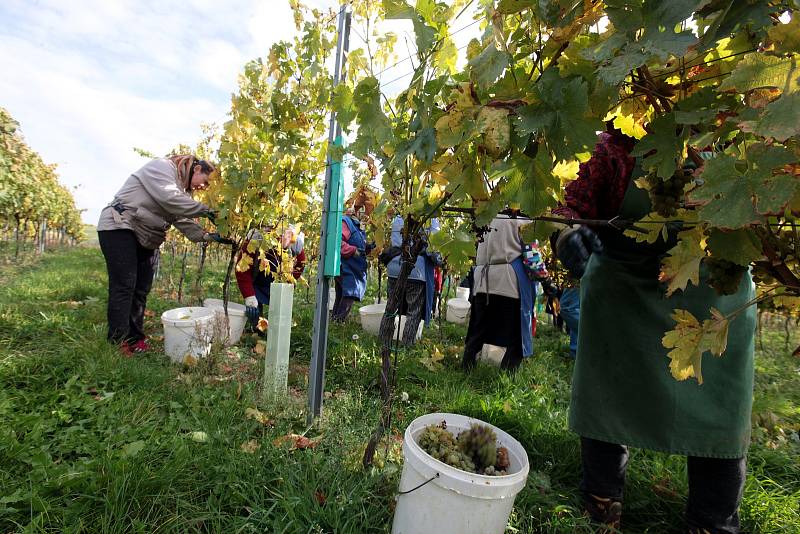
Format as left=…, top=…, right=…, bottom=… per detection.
left=97, top=158, right=209, bottom=247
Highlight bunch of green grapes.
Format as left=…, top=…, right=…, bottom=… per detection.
left=705, top=258, right=748, bottom=295
left=418, top=425, right=476, bottom=472
left=457, top=424, right=497, bottom=470
left=647, top=169, right=693, bottom=217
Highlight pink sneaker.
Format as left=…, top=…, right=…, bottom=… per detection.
left=120, top=339, right=149, bottom=357
left=130, top=339, right=150, bottom=353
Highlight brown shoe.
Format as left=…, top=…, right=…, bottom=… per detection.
left=584, top=493, right=622, bottom=532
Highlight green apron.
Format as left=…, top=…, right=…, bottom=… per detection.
left=568, top=166, right=756, bottom=459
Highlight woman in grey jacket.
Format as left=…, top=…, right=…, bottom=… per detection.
left=97, top=155, right=223, bottom=355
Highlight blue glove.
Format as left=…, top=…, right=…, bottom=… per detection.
left=556, top=226, right=603, bottom=278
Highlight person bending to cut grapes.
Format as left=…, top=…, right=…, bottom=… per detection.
left=554, top=126, right=755, bottom=533
left=235, top=225, right=306, bottom=329
left=97, top=155, right=228, bottom=356
left=331, top=202, right=374, bottom=321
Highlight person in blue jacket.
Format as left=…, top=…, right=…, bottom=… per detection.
left=331, top=206, right=373, bottom=321
left=379, top=215, right=440, bottom=345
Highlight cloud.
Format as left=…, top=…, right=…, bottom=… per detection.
left=0, top=0, right=340, bottom=224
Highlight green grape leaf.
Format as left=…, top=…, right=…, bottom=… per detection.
left=383, top=0, right=415, bottom=19
left=662, top=308, right=729, bottom=384
left=514, top=71, right=602, bottom=163
left=468, top=43, right=511, bottom=90
left=717, top=53, right=800, bottom=93
left=597, top=47, right=649, bottom=85
left=409, top=127, right=437, bottom=164
left=691, top=147, right=798, bottom=228
left=332, top=85, right=356, bottom=131
left=631, top=113, right=686, bottom=178
left=706, top=228, right=763, bottom=266
left=754, top=91, right=800, bottom=142
left=660, top=227, right=706, bottom=296
left=430, top=228, right=475, bottom=266
left=496, top=0, right=536, bottom=15
left=604, top=0, right=644, bottom=33
left=434, top=110, right=477, bottom=148
left=768, top=17, right=800, bottom=55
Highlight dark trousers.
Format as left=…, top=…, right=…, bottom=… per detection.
left=379, top=278, right=425, bottom=345
left=331, top=278, right=356, bottom=322
left=580, top=437, right=746, bottom=533
left=462, top=293, right=523, bottom=370
left=98, top=230, right=156, bottom=344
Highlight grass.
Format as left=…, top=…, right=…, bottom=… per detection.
left=0, top=246, right=798, bottom=533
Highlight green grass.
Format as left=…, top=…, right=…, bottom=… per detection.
left=0, top=247, right=798, bottom=533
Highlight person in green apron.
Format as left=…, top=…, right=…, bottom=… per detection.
left=553, top=128, right=755, bottom=533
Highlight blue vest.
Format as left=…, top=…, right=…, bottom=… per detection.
left=510, top=257, right=536, bottom=357
left=340, top=216, right=367, bottom=300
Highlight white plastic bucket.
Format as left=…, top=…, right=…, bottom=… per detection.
left=359, top=302, right=387, bottom=335
left=359, top=302, right=423, bottom=341
left=446, top=298, right=471, bottom=325
left=161, top=307, right=216, bottom=363
left=202, top=298, right=248, bottom=346
left=392, top=412, right=529, bottom=534
left=395, top=314, right=424, bottom=342
left=456, top=287, right=470, bottom=300
left=479, top=344, right=507, bottom=366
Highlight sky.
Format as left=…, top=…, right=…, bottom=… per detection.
left=0, top=1, right=479, bottom=224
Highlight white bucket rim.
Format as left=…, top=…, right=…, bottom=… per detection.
left=202, top=298, right=247, bottom=317
left=161, top=306, right=217, bottom=327
left=401, top=412, right=529, bottom=499
left=359, top=302, right=387, bottom=315
left=447, top=298, right=471, bottom=309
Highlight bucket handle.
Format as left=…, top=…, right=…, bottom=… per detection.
left=397, top=472, right=439, bottom=496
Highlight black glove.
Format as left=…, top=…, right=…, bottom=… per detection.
left=204, top=209, right=217, bottom=223
left=245, top=306, right=259, bottom=324
left=540, top=278, right=562, bottom=299
left=365, top=241, right=376, bottom=254
left=206, top=232, right=234, bottom=245
left=556, top=226, right=603, bottom=279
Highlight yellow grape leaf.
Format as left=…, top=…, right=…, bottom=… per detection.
left=662, top=308, right=729, bottom=384
left=253, top=340, right=267, bottom=355
left=245, top=407, right=273, bottom=426
left=236, top=253, right=253, bottom=273
left=659, top=228, right=706, bottom=296
left=624, top=213, right=670, bottom=245
left=257, top=318, right=269, bottom=332
left=420, top=346, right=445, bottom=371
left=240, top=440, right=261, bottom=454
left=246, top=239, right=260, bottom=254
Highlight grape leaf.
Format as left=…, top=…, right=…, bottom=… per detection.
left=754, top=91, right=800, bottom=142
left=660, top=227, right=706, bottom=296
left=435, top=110, right=477, bottom=148
left=662, top=308, right=729, bottom=384
left=768, top=17, right=800, bottom=55
left=706, top=228, right=763, bottom=266
left=515, top=71, right=602, bottom=162
left=691, top=147, right=798, bottom=228
left=597, top=47, right=649, bottom=85
left=382, top=0, right=414, bottom=19
left=631, top=113, right=686, bottom=178
left=332, top=85, right=356, bottom=131
left=717, top=53, right=800, bottom=93
left=496, top=0, right=536, bottom=15
left=468, top=43, right=511, bottom=90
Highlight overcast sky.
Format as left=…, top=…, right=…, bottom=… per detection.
left=0, top=1, right=479, bottom=224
